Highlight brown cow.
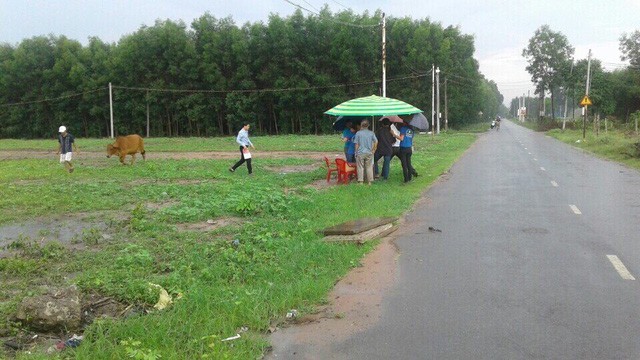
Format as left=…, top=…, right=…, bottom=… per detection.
left=106, top=135, right=146, bottom=165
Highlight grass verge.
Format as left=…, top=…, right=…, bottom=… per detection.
left=1, top=133, right=476, bottom=359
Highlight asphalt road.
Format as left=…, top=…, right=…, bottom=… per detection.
left=272, top=120, right=640, bottom=359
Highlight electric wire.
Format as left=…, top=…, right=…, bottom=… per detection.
left=1, top=73, right=431, bottom=107
left=283, top=0, right=379, bottom=28
left=0, top=88, right=106, bottom=108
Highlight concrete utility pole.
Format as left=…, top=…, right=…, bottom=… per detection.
left=381, top=12, right=386, bottom=98
left=431, top=64, right=435, bottom=136
left=563, top=60, right=574, bottom=128
left=146, top=90, right=150, bottom=138
left=109, top=82, right=114, bottom=139
left=436, top=67, right=441, bottom=134
left=527, top=90, right=530, bottom=121
left=444, top=78, right=449, bottom=131
left=583, top=49, right=592, bottom=139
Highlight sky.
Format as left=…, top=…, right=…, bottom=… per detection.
left=1, top=0, right=638, bottom=105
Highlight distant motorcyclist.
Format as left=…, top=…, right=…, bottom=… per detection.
left=495, top=116, right=501, bottom=131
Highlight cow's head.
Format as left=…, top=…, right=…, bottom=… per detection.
left=106, top=144, right=119, bottom=158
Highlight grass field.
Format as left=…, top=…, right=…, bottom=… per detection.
left=0, top=133, right=477, bottom=359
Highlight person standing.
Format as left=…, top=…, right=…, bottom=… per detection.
left=374, top=118, right=394, bottom=180
left=391, top=122, right=419, bottom=177
left=394, top=122, right=414, bottom=183
left=57, top=126, right=78, bottom=173
left=353, top=120, right=378, bottom=185
left=343, top=123, right=357, bottom=163
left=229, top=123, right=255, bottom=175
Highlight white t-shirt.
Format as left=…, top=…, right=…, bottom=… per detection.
left=390, top=124, right=401, bottom=147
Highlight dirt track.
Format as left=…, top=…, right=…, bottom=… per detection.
left=0, top=150, right=341, bottom=161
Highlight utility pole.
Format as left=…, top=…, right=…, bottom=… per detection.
left=524, top=90, right=531, bottom=121
left=563, top=60, right=574, bottom=130
left=146, top=90, right=150, bottom=138
left=444, top=78, right=448, bottom=131
left=109, top=82, right=114, bottom=138
left=431, top=64, right=435, bottom=136
left=381, top=12, right=386, bottom=98
left=583, top=49, right=592, bottom=139
left=436, top=67, right=441, bottom=134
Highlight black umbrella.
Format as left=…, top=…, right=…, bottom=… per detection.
left=332, top=116, right=365, bottom=131
left=409, top=112, right=430, bottom=131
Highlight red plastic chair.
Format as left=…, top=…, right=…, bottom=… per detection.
left=335, top=158, right=357, bottom=184
left=324, top=157, right=338, bottom=182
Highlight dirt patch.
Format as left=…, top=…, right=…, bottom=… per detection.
left=144, top=200, right=180, bottom=211
left=127, top=179, right=211, bottom=187
left=266, top=233, right=400, bottom=359
left=176, top=217, right=243, bottom=232
left=305, top=178, right=338, bottom=190
left=0, top=212, right=122, bottom=257
left=0, top=150, right=342, bottom=161
left=263, top=164, right=320, bottom=174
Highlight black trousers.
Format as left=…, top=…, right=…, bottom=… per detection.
left=232, top=146, right=252, bottom=173
left=399, top=147, right=413, bottom=182
left=392, top=147, right=417, bottom=176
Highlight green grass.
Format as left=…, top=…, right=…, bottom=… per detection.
left=0, top=133, right=476, bottom=359
left=547, top=128, right=640, bottom=170
left=0, top=135, right=353, bottom=153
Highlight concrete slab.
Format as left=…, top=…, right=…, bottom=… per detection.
left=322, top=217, right=398, bottom=236
left=323, top=223, right=397, bottom=244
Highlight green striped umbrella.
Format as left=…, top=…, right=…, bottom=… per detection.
left=324, top=95, right=423, bottom=117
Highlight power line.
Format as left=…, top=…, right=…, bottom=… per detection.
left=1, top=72, right=431, bottom=107
left=0, top=88, right=106, bottom=108
left=301, top=0, right=321, bottom=12
left=331, top=0, right=350, bottom=10
left=283, top=0, right=379, bottom=28
left=112, top=73, right=430, bottom=94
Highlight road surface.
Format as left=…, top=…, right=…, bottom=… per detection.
left=268, top=121, right=640, bottom=359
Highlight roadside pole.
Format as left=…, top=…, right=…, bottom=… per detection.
left=583, top=49, right=592, bottom=140
left=109, top=82, right=114, bottom=139
left=431, top=64, right=435, bottom=137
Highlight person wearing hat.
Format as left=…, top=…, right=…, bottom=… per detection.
left=57, top=125, right=78, bottom=173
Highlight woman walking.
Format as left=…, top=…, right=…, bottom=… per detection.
left=229, top=123, right=255, bottom=175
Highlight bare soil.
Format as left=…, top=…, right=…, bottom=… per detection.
left=266, top=232, right=400, bottom=359
left=0, top=150, right=341, bottom=161
left=175, top=217, right=244, bottom=232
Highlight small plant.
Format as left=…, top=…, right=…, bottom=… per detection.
left=120, top=338, right=162, bottom=360
left=82, top=227, right=102, bottom=245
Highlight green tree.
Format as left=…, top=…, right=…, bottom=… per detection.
left=620, top=30, right=640, bottom=67
left=522, top=25, right=574, bottom=121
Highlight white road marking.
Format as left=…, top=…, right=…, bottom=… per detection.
left=528, top=152, right=532, bottom=155
left=607, top=255, right=636, bottom=280
left=533, top=158, right=538, bottom=161
left=569, top=204, right=582, bottom=214
left=540, top=167, right=546, bottom=171
left=524, top=147, right=528, bottom=150
left=551, top=181, right=558, bottom=187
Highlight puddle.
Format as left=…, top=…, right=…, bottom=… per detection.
left=0, top=217, right=111, bottom=256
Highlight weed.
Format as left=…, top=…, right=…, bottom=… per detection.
left=82, top=227, right=102, bottom=245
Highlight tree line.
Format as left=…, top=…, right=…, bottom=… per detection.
left=517, top=25, right=640, bottom=124
left=0, top=8, right=504, bottom=138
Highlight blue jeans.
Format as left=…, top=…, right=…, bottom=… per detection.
left=374, top=153, right=391, bottom=179
left=346, top=153, right=356, bottom=163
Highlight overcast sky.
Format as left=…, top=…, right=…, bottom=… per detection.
left=1, top=0, right=638, bottom=105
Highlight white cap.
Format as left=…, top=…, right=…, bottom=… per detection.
left=58, top=126, right=66, bottom=133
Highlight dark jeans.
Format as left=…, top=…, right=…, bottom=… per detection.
left=231, top=146, right=252, bottom=174
left=392, top=147, right=417, bottom=176
left=346, top=153, right=356, bottom=163
left=374, top=153, right=391, bottom=179
left=399, top=147, right=413, bottom=182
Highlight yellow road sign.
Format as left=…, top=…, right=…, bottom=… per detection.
left=580, top=95, right=592, bottom=106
